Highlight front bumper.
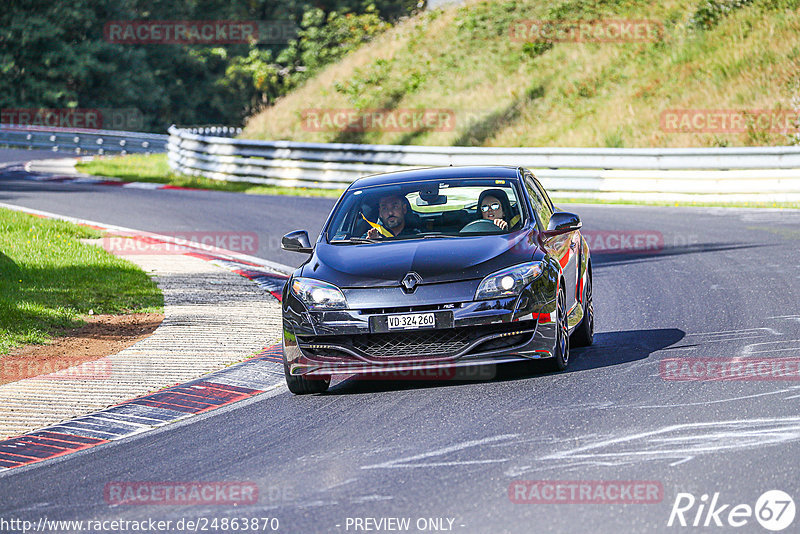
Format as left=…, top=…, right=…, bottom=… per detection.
left=282, top=279, right=559, bottom=377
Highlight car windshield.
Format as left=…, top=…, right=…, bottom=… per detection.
left=326, top=178, right=526, bottom=243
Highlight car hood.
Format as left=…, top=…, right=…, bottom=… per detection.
left=302, top=233, right=538, bottom=288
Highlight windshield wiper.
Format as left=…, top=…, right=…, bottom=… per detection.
left=421, top=234, right=459, bottom=239
left=330, top=237, right=380, bottom=244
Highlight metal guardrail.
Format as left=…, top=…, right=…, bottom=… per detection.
left=4, top=123, right=798, bottom=200
left=167, top=126, right=800, bottom=200
left=0, top=124, right=167, bottom=155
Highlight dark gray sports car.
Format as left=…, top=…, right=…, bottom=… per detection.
left=280, top=166, right=593, bottom=394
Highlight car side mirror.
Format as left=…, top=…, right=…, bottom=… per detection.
left=545, top=212, right=582, bottom=235
left=281, top=230, right=312, bottom=253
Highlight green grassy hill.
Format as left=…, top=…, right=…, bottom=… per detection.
left=242, top=0, right=800, bottom=148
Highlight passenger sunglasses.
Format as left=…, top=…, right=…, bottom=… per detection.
left=480, top=202, right=501, bottom=212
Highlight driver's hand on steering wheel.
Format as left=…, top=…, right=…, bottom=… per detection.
left=492, top=218, right=508, bottom=230
left=366, top=227, right=383, bottom=239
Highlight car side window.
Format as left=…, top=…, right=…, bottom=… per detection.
left=523, top=173, right=552, bottom=229
left=532, top=176, right=555, bottom=214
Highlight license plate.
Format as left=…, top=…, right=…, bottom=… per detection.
left=387, top=312, right=436, bottom=330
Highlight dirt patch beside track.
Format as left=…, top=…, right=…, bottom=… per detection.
left=0, top=313, right=163, bottom=385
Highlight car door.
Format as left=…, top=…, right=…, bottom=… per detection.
left=523, top=171, right=579, bottom=311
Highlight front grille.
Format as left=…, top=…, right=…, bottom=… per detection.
left=298, top=320, right=537, bottom=362
left=352, top=329, right=471, bottom=359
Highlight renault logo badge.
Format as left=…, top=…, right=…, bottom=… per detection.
left=401, top=272, right=422, bottom=293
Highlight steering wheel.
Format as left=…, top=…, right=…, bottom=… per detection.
left=460, top=219, right=501, bottom=233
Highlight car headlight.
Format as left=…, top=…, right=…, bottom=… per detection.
left=290, top=277, right=347, bottom=310
left=474, top=262, right=543, bottom=300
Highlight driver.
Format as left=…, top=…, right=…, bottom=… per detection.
left=478, top=188, right=515, bottom=230
left=365, top=194, right=419, bottom=239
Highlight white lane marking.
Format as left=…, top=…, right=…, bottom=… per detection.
left=742, top=339, right=800, bottom=355
left=296, top=500, right=339, bottom=509
left=326, top=478, right=358, bottom=490
left=505, top=417, right=800, bottom=475
left=350, top=495, right=394, bottom=504
left=668, top=335, right=767, bottom=347
left=746, top=347, right=800, bottom=354
left=384, top=460, right=508, bottom=467
left=633, top=387, right=800, bottom=409
left=361, top=434, right=518, bottom=470
left=664, top=328, right=782, bottom=346
left=685, top=327, right=781, bottom=337
left=511, top=387, right=800, bottom=415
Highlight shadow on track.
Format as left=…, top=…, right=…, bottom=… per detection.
left=324, top=327, right=685, bottom=395
left=591, top=242, right=770, bottom=268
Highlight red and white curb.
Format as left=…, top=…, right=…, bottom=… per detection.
left=0, top=344, right=283, bottom=471
left=0, top=203, right=294, bottom=472
left=20, top=158, right=202, bottom=191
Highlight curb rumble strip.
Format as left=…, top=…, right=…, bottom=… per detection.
left=0, top=202, right=292, bottom=472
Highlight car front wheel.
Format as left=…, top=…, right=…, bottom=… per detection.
left=283, top=338, right=330, bottom=395
left=547, top=286, right=570, bottom=372
left=570, top=272, right=594, bottom=347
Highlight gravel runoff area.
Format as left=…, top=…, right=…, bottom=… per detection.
left=0, top=252, right=283, bottom=440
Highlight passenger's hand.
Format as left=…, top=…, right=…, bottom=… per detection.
left=492, top=218, right=508, bottom=230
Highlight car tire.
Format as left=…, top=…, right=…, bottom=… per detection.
left=547, top=287, right=570, bottom=372
left=282, top=342, right=330, bottom=395
left=570, top=272, right=594, bottom=347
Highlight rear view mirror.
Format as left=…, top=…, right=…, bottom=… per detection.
left=416, top=195, right=447, bottom=206
left=281, top=230, right=312, bottom=253
left=417, top=184, right=447, bottom=206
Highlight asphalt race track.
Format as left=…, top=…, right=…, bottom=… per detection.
left=2, top=149, right=800, bottom=532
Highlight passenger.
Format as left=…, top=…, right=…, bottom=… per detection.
left=365, top=194, right=419, bottom=239
left=478, top=188, right=516, bottom=230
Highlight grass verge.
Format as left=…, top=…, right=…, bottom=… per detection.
left=0, top=208, right=163, bottom=354
left=244, top=0, right=800, bottom=149
left=75, top=154, right=344, bottom=198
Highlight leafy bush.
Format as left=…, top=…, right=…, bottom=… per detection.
left=690, top=0, right=755, bottom=29
left=0, top=0, right=406, bottom=131
left=279, top=7, right=390, bottom=87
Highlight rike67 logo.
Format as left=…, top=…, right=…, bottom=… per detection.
left=668, top=490, right=795, bottom=531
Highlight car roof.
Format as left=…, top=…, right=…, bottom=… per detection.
left=349, top=165, right=523, bottom=189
